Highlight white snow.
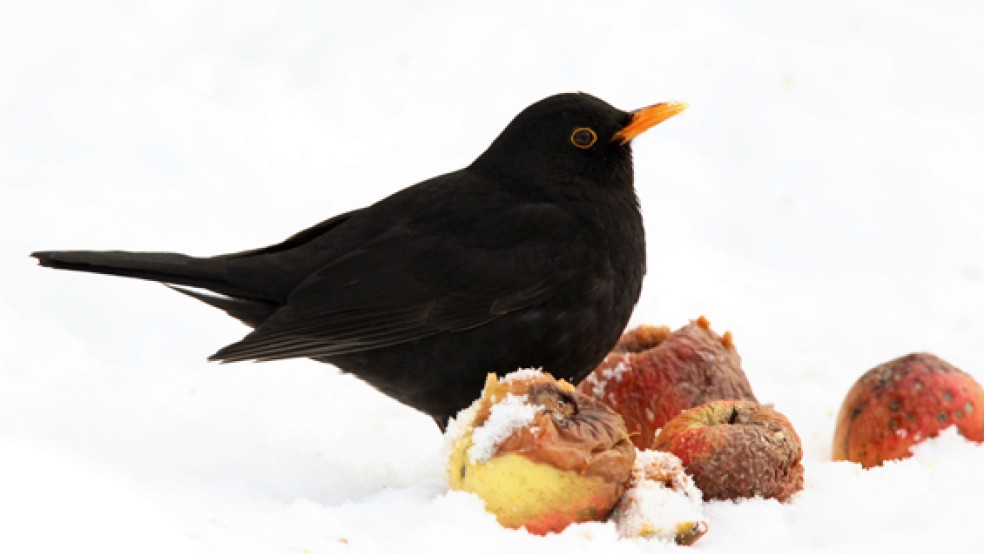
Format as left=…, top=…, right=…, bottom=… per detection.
left=3, top=1, right=984, bottom=552
left=613, top=450, right=706, bottom=542
left=501, top=367, right=546, bottom=384
left=583, top=359, right=632, bottom=399
left=443, top=399, right=479, bottom=461
left=467, top=394, right=540, bottom=463
left=0, top=440, right=203, bottom=554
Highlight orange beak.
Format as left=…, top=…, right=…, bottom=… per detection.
left=612, top=101, right=688, bottom=144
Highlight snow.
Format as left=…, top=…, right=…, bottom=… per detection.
left=501, top=367, right=546, bottom=384
left=583, top=359, right=632, bottom=399
left=613, top=450, right=705, bottom=542
left=0, top=440, right=203, bottom=553
left=2, top=1, right=984, bottom=552
left=467, top=393, right=539, bottom=463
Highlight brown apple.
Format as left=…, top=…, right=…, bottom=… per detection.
left=652, top=400, right=804, bottom=502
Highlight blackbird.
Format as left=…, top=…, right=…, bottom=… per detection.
left=32, top=93, right=686, bottom=428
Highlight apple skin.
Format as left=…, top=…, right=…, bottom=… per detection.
left=832, top=352, right=984, bottom=468
left=652, top=400, right=804, bottom=502
left=446, top=371, right=635, bottom=535
left=448, top=447, right=623, bottom=534
left=578, top=317, right=757, bottom=450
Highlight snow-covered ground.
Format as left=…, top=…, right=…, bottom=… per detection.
left=3, top=1, right=983, bottom=552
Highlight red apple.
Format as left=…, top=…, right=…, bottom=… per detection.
left=652, top=400, right=804, bottom=502
left=578, top=317, right=757, bottom=449
left=832, top=352, right=984, bottom=468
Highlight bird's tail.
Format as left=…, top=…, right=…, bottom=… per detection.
left=31, top=250, right=276, bottom=326
left=32, top=250, right=236, bottom=293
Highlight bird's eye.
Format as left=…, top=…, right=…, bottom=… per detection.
left=570, top=127, right=597, bottom=149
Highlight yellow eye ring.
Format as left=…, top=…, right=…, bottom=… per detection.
left=570, top=127, right=598, bottom=149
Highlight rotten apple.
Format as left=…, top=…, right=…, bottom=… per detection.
left=578, top=317, right=757, bottom=449
left=446, top=369, right=635, bottom=534
left=652, top=400, right=804, bottom=502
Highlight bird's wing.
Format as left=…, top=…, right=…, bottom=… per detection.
left=220, top=209, right=362, bottom=258
left=209, top=203, right=581, bottom=362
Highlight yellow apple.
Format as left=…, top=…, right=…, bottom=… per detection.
left=446, top=370, right=635, bottom=535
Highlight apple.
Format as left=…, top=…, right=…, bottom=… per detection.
left=832, top=352, right=984, bottom=468
left=445, top=369, right=635, bottom=534
left=652, top=400, right=804, bottom=502
left=578, top=317, right=757, bottom=449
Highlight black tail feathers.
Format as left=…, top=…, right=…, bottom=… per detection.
left=166, top=285, right=275, bottom=328
left=31, top=250, right=276, bottom=327
left=32, top=250, right=237, bottom=293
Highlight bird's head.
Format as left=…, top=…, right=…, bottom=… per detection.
left=470, top=93, right=686, bottom=199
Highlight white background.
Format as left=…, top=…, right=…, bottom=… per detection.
left=2, top=1, right=983, bottom=552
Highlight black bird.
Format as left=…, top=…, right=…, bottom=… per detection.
left=32, top=93, right=686, bottom=428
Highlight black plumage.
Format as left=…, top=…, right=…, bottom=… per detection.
left=32, top=92, right=686, bottom=428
